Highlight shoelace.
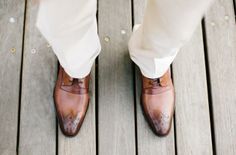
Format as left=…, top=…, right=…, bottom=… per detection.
left=149, top=78, right=161, bottom=87
left=64, top=77, right=85, bottom=87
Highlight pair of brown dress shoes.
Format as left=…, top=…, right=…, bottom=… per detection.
left=54, top=65, right=175, bottom=137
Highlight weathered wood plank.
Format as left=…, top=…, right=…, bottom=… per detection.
left=172, top=26, right=213, bottom=155
left=205, top=0, right=236, bottom=154
left=133, top=1, right=175, bottom=155
left=18, top=1, right=57, bottom=154
left=0, top=0, right=25, bottom=154
left=58, top=65, right=96, bottom=155
left=98, top=0, right=136, bottom=154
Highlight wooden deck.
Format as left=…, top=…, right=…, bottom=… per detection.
left=0, top=0, right=236, bottom=154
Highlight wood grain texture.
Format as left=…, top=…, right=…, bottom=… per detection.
left=58, top=65, right=96, bottom=155
left=0, top=0, right=25, bottom=155
left=98, top=0, right=136, bottom=154
left=205, top=0, right=236, bottom=154
left=133, top=0, right=176, bottom=155
left=172, top=26, right=213, bottom=155
left=0, top=0, right=25, bottom=154
left=18, top=1, right=57, bottom=154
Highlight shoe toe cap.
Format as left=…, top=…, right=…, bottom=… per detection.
left=60, top=114, right=82, bottom=137
left=152, top=117, right=171, bottom=136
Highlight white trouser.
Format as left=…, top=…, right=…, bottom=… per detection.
left=36, top=0, right=213, bottom=78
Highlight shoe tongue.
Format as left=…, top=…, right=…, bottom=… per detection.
left=76, top=79, right=86, bottom=88
left=62, top=71, right=74, bottom=86
left=143, top=71, right=170, bottom=88
left=159, top=73, right=169, bottom=87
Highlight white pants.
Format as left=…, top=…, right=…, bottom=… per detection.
left=36, top=0, right=213, bottom=78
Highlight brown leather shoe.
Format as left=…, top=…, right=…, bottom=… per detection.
left=54, top=65, right=90, bottom=137
left=141, top=69, right=175, bottom=136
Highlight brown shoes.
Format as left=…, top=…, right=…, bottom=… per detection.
left=54, top=66, right=90, bottom=137
left=54, top=65, right=174, bottom=137
left=141, top=69, right=175, bottom=136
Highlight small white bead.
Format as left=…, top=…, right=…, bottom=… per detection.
left=31, top=48, right=37, bottom=54
left=224, top=15, right=229, bottom=20
left=211, top=22, right=215, bottom=26
left=104, top=36, right=110, bottom=42
left=9, top=17, right=16, bottom=23
left=121, top=30, right=126, bottom=35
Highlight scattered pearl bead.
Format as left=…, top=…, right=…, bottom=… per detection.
left=104, top=36, right=110, bottom=42
left=31, top=48, right=37, bottom=54
left=121, top=30, right=126, bottom=35
left=9, top=17, right=16, bottom=23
